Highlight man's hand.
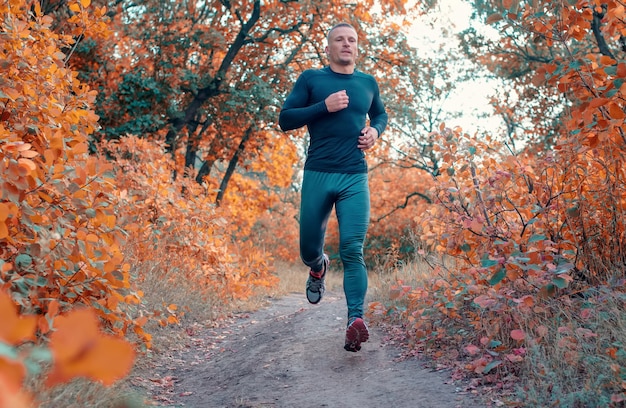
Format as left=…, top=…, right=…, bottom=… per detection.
left=325, top=90, right=349, bottom=112
left=358, top=126, right=379, bottom=150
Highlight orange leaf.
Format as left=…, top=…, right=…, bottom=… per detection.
left=0, top=357, right=26, bottom=391
left=600, top=55, right=616, bottom=66
left=102, top=261, right=117, bottom=276
left=72, top=142, right=89, bottom=155
left=521, top=295, right=534, bottom=307
left=486, top=13, right=503, bottom=24
left=510, top=329, right=526, bottom=341
left=473, top=295, right=497, bottom=308
left=0, top=372, right=31, bottom=408
left=38, top=316, right=51, bottom=335
left=470, top=218, right=482, bottom=231
left=0, top=222, right=8, bottom=240
left=464, top=344, right=481, bottom=356
left=47, top=308, right=135, bottom=386
left=0, top=203, right=10, bottom=222
left=50, top=132, right=65, bottom=150
left=47, top=336, right=135, bottom=386
left=47, top=300, right=60, bottom=319
left=589, top=98, right=609, bottom=108
left=3, top=88, right=20, bottom=101
left=609, top=102, right=625, bottom=119
left=17, top=158, right=37, bottom=174
left=43, top=148, right=59, bottom=164
left=502, top=0, right=517, bottom=9
left=0, top=292, right=37, bottom=345
left=19, top=150, right=39, bottom=159
left=134, top=316, right=148, bottom=327
left=48, top=309, right=99, bottom=362
left=15, top=143, right=31, bottom=152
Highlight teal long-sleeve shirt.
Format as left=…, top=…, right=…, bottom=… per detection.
left=279, top=66, right=388, bottom=174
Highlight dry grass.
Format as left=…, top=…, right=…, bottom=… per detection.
left=366, top=256, right=434, bottom=304
left=30, top=379, right=146, bottom=408
left=273, top=256, right=434, bottom=313
left=514, top=288, right=626, bottom=407
left=271, top=259, right=343, bottom=295
left=141, top=264, right=219, bottom=317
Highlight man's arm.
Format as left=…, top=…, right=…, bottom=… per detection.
left=358, top=82, right=388, bottom=151
left=368, top=82, right=388, bottom=138
left=279, top=74, right=328, bottom=131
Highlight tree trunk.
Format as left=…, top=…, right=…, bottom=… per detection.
left=164, top=0, right=261, bottom=157
left=185, top=118, right=213, bottom=171
left=216, top=126, right=253, bottom=206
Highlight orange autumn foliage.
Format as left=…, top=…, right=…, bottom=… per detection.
left=102, top=136, right=280, bottom=302
left=46, top=308, right=135, bottom=387
left=12, top=0, right=626, bottom=404
left=0, top=0, right=143, bottom=401
left=0, top=0, right=147, bottom=338
left=0, top=378, right=31, bottom=408
left=369, top=2, right=626, bottom=402
left=0, top=290, right=37, bottom=345
left=0, top=291, right=135, bottom=403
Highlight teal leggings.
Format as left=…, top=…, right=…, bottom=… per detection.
left=300, top=170, right=370, bottom=319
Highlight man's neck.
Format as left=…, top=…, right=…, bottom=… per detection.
left=329, top=63, right=355, bottom=74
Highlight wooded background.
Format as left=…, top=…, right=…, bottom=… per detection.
left=2, top=0, right=626, bottom=406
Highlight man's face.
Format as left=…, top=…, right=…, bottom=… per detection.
left=325, top=26, right=358, bottom=67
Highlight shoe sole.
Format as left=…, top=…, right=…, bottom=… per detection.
left=344, top=318, right=369, bottom=352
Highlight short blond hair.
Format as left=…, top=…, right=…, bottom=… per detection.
left=327, top=23, right=357, bottom=41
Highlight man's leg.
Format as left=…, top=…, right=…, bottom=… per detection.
left=334, top=173, right=370, bottom=319
left=299, top=170, right=335, bottom=273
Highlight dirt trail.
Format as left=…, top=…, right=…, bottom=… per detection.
left=145, top=292, right=483, bottom=408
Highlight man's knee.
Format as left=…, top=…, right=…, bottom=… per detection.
left=339, top=241, right=363, bottom=262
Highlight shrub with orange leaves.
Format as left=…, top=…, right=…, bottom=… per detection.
left=367, top=158, right=434, bottom=265
left=102, top=136, right=279, bottom=303
left=369, top=1, right=626, bottom=403
left=0, top=0, right=148, bottom=401
left=0, top=0, right=150, bottom=343
left=370, top=120, right=626, bottom=397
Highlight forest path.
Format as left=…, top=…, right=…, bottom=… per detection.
left=139, top=292, right=484, bottom=408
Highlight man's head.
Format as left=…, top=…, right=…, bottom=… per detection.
left=325, top=23, right=358, bottom=72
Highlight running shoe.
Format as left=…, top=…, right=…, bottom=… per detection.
left=305, top=254, right=329, bottom=304
left=344, top=317, right=369, bottom=352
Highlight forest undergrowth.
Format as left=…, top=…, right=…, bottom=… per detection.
left=368, top=248, right=626, bottom=408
